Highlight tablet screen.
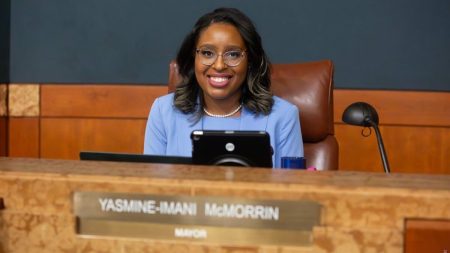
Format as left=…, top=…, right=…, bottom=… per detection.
left=191, top=130, right=273, bottom=168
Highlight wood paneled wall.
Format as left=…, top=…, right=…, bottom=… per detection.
left=334, top=90, right=450, bottom=174
left=6, top=84, right=450, bottom=174
left=405, top=219, right=450, bottom=253
left=39, top=85, right=166, bottom=160
left=0, top=84, right=7, bottom=156
left=8, top=117, right=39, bottom=158
left=0, top=117, right=7, bottom=156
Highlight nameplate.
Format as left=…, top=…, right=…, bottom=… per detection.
left=74, top=192, right=321, bottom=246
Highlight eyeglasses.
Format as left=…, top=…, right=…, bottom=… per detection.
left=195, top=47, right=246, bottom=67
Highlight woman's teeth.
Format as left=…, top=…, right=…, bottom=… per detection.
left=210, top=76, right=229, bottom=82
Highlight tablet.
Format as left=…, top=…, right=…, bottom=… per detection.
left=191, top=130, right=273, bottom=168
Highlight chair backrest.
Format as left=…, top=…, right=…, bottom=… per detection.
left=271, top=61, right=338, bottom=170
left=167, top=60, right=339, bottom=170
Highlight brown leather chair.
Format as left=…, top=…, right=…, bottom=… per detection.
left=168, top=60, right=338, bottom=170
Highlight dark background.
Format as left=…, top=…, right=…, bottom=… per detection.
left=0, top=0, right=10, bottom=83
left=3, top=0, right=450, bottom=90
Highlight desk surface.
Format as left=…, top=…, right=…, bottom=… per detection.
left=0, top=157, right=449, bottom=253
left=1, top=157, right=449, bottom=192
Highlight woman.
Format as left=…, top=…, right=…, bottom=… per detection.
left=144, top=7, right=303, bottom=168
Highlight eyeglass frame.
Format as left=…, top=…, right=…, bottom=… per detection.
left=195, top=47, right=247, bottom=67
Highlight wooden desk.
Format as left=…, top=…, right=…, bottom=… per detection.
left=0, top=158, right=449, bottom=252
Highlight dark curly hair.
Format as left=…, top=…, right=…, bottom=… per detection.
left=174, top=7, right=273, bottom=121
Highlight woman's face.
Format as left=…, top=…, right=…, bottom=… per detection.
left=195, top=23, right=248, bottom=106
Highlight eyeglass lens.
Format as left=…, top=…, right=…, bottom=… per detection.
left=196, top=47, right=245, bottom=67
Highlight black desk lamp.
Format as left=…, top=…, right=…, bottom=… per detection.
left=342, top=102, right=391, bottom=174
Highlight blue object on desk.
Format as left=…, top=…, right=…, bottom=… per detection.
left=281, top=157, right=306, bottom=169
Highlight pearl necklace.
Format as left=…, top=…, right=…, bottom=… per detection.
left=203, top=104, right=243, bottom=118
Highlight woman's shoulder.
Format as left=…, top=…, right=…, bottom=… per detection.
left=152, top=93, right=174, bottom=109
left=272, top=96, right=299, bottom=113
left=155, top=93, right=174, bottom=104
left=149, top=93, right=180, bottom=118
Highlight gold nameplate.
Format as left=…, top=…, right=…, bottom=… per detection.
left=74, top=192, right=321, bottom=246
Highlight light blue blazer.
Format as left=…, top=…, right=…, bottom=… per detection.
left=144, top=93, right=303, bottom=168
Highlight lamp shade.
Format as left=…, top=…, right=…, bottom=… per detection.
left=342, top=102, right=379, bottom=127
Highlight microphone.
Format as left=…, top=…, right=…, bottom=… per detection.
left=342, top=102, right=391, bottom=174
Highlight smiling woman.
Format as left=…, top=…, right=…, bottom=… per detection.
left=143, top=8, right=304, bottom=168
left=194, top=23, right=248, bottom=115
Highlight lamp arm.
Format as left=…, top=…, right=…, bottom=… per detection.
left=366, top=118, right=391, bottom=174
